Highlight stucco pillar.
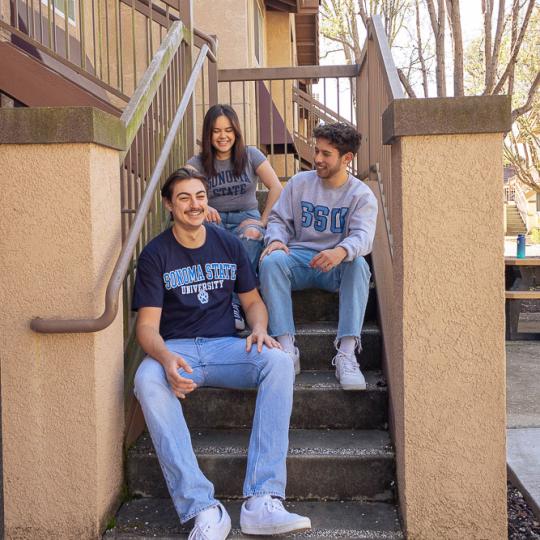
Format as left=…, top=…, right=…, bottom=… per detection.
left=0, top=107, right=126, bottom=539
left=382, top=96, right=511, bottom=539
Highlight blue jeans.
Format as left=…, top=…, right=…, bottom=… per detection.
left=259, top=247, right=371, bottom=343
left=218, top=209, right=265, bottom=275
left=134, top=336, right=294, bottom=523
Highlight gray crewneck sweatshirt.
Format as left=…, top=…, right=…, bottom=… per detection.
left=265, top=170, right=377, bottom=260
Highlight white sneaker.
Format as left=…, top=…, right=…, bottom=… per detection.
left=332, top=351, right=366, bottom=390
left=287, top=347, right=301, bottom=375
left=232, top=302, right=246, bottom=331
left=240, top=495, right=311, bottom=536
left=188, top=503, right=231, bottom=540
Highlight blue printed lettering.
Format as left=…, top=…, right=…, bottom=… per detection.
left=301, top=201, right=314, bottom=228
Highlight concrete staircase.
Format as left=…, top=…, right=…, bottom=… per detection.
left=105, top=285, right=403, bottom=538
left=506, top=204, right=527, bottom=235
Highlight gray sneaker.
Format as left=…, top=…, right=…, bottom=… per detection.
left=332, top=351, right=366, bottom=390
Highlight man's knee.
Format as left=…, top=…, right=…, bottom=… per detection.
left=134, top=358, right=167, bottom=399
left=346, top=256, right=371, bottom=278
left=260, top=249, right=289, bottom=275
left=261, top=348, right=295, bottom=383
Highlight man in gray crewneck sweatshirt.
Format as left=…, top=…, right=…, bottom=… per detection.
left=259, top=123, right=377, bottom=390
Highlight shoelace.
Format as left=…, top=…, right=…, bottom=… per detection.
left=188, top=523, right=211, bottom=540
left=264, top=498, right=286, bottom=513
left=332, top=352, right=359, bottom=375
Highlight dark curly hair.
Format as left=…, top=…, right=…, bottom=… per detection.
left=312, top=123, right=361, bottom=156
left=161, top=167, right=208, bottom=201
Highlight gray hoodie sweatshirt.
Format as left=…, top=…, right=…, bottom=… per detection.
left=265, top=170, right=378, bottom=261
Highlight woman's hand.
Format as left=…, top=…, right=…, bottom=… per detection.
left=205, top=205, right=221, bottom=224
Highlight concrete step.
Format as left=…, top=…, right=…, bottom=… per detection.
left=127, top=429, right=395, bottom=501
left=180, top=370, right=388, bottom=430
left=295, top=322, right=381, bottom=370
left=105, top=498, right=403, bottom=539
left=292, top=287, right=377, bottom=323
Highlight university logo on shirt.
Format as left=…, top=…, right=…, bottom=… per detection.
left=301, top=201, right=349, bottom=233
left=163, top=262, right=237, bottom=303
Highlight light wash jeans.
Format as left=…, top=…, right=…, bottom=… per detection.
left=218, top=209, right=265, bottom=275
left=134, top=336, right=294, bottom=523
left=259, top=247, right=371, bottom=343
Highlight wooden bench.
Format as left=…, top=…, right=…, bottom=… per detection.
left=505, top=257, right=540, bottom=340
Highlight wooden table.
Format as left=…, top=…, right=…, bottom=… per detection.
left=505, top=257, right=540, bottom=340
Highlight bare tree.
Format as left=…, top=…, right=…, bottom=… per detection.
left=415, top=0, right=430, bottom=96
left=505, top=111, right=540, bottom=192
left=446, top=0, right=464, bottom=95
left=425, top=0, right=447, bottom=96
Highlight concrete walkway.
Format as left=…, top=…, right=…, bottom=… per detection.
left=507, top=340, right=540, bottom=517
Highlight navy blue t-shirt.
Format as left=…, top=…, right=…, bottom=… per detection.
left=132, top=225, right=257, bottom=340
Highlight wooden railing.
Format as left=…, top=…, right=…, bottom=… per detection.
left=217, top=64, right=360, bottom=180
left=0, top=0, right=182, bottom=108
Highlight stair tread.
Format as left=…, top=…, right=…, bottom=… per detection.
left=183, top=370, right=385, bottom=392
left=296, top=321, right=380, bottom=335
left=106, top=499, right=403, bottom=539
left=131, top=428, right=394, bottom=458
left=294, top=370, right=386, bottom=390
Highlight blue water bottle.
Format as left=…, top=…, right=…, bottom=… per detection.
left=517, top=234, right=526, bottom=258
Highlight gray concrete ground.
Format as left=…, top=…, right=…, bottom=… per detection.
left=507, top=340, right=540, bottom=518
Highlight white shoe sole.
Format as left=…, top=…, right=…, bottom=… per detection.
left=241, top=517, right=312, bottom=535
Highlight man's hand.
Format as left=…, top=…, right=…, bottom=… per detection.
left=260, top=240, right=289, bottom=262
left=163, top=353, right=197, bottom=399
left=205, top=205, right=221, bottom=224
left=245, top=325, right=282, bottom=353
left=310, top=247, right=347, bottom=272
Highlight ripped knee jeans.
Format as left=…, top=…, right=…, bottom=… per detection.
left=218, top=209, right=265, bottom=275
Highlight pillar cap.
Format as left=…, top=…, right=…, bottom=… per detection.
left=382, top=95, right=512, bottom=145
left=0, top=107, right=126, bottom=150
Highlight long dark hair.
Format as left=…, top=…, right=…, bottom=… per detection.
left=201, top=104, right=247, bottom=178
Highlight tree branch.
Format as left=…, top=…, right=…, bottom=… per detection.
left=398, top=68, right=418, bottom=97
left=511, top=70, right=540, bottom=121
left=492, top=0, right=536, bottom=94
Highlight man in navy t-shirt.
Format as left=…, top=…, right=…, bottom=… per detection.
left=132, top=168, right=311, bottom=540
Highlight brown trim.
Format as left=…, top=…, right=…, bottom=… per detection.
left=0, top=107, right=126, bottom=150
left=219, top=64, right=360, bottom=82
left=368, top=17, right=404, bottom=101
left=265, top=0, right=319, bottom=13
left=0, top=43, right=122, bottom=116
left=0, top=22, right=130, bottom=103
left=382, top=96, right=512, bottom=144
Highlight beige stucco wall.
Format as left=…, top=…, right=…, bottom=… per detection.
left=392, top=133, right=507, bottom=539
left=0, top=143, right=124, bottom=538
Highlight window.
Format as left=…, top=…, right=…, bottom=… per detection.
left=254, top=1, right=263, bottom=64
left=41, top=0, right=76, bottom=24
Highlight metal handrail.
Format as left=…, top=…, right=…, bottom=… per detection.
left=514, top=182, right=530, bottom=230
left=30, top=43, right=212, bottom=333
left=372, top=163, right=394, bottom=260
left=194, top=28, right=218, bottom=62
